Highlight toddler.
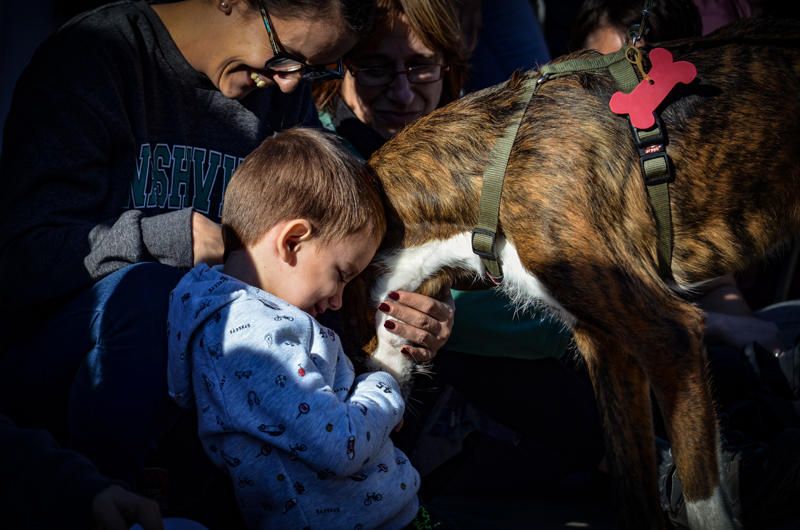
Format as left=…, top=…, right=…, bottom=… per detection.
left=167, top=128, right=419, bottom=529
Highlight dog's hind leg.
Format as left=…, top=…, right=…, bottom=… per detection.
left=576, top=282, right=736, bottom=530
left=574, top=326, right=668, bottom=530
left=635, top=298, right=738, bottom=530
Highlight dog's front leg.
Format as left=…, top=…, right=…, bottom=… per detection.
left=369, top=317, right=415, bottom=388
left=369, top=271, right=457, bottom=389
left=369, top=234, right=481, bottom=389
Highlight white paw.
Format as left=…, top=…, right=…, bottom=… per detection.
left=368, top=324, right=413, bottom=387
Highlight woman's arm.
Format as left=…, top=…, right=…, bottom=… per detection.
left=700, top=274, right=784, bottom=352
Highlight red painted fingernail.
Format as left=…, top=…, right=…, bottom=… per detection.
left=378, top=303, right=391, bottom=312
left=384, top=320, right=396, bottom=330
left=388, top=291, right=400, bottom=300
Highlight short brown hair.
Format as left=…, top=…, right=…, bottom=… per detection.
left=221, top=128, right=386, bottom=256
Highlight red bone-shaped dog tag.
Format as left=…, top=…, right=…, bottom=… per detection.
left=609, top=48, right=697, bottom=129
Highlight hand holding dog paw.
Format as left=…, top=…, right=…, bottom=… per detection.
left=379, top=290, right=455, bottom=362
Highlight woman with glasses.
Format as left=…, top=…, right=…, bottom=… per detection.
left=0, top=0, right=455, bottom=523
left=314, top=0, right=467, bottom=159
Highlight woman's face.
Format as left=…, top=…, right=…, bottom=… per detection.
left=585, top=25, right=626, bottom=54
left=340, top=16, right=444, bottom=139
left=215, top=3, right=356, bottom=99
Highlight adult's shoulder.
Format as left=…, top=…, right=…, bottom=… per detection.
left=50, top=2, right=154, bottom=56
left=7, top=0, right=179, bottom=130
left=24, top=1, right=161, bottom=86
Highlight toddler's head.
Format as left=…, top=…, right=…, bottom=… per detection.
left=222, top=127, right=386, bottom=316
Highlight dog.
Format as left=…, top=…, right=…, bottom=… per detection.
left=361, top=19, right=800, bottom=530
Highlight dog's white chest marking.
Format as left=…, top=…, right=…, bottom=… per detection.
left=368, top=231, right=575, bottom=383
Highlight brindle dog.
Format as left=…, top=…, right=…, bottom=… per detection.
left=362, top=19, right=800, bottom=530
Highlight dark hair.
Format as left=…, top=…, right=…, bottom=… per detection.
left=313, top=0, right=468, bottom=113
left=569, top=0, right=702, bottom=52
left=245, top=0, right=376, bottom=34
left=222, top=128, right=386, bottom=256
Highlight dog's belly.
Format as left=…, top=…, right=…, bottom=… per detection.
left=369, top=232, right=575, bottom=384
left=496, top=236, right=576, bottom=327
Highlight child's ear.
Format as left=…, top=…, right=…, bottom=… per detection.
left=277, top=219, right=314, bottom=264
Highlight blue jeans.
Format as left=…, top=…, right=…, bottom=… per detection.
left=0, top=262, right=186, bottom=483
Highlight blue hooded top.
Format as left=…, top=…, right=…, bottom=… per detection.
left=167, top=264, right=419, bottom=529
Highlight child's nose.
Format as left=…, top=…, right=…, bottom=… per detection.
left=328, top=288, right=344, bottom=311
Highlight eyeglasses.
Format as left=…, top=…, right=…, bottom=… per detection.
left=257, top=1, right=344, bottom=81
left=347, top=64, right=448, bottom=87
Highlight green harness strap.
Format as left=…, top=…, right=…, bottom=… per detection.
left=631, top=125, right=674, bottom=279
left=471, top=76, right=538, bottom=283
left=472, top=47, right=675, bottom=281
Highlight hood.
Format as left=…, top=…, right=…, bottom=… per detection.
left=167, top=263, right=253, bottom=408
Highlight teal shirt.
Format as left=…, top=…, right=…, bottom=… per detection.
left=447, top=289, right=572, bottom=359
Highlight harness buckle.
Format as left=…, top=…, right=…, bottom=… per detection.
left=629, top=116, right=666, bottom=148
left=471, top=227, right=499, bottom=260
left=628, top=116, right=672, bottom=185
left=639, top=145, right=673, bottom=186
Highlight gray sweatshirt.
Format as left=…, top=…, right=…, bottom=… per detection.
left=167, top=264, right=419, bottom=529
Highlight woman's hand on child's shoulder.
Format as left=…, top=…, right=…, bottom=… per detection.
left=191, top=211, right=224, bottom=266
left=379, top=290, right=455, bottom=362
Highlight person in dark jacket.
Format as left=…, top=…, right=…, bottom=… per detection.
left=0, top=414, right=163, bottom=530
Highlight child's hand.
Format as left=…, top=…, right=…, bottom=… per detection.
left=92, top=484, right=163, bottom=530
left=379, top=290, right=455, bottom=362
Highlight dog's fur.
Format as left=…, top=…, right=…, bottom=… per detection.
left=362, top=19, right=800, bottom=530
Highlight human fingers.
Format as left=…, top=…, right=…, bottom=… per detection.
left=191, top=211, right=224, bottom=266
left=390, top=290, right=454, bottom=322
left=399, top=343, right=436, bottom=363
left=380, top=290, right=454, bottom=356
left=92, top=486, right=131, bottom=530
left=380, top=291, right=452, bottom=337
left=132, top=498, right=164, bottom=530
left=92, top=485, right=164, bottom=530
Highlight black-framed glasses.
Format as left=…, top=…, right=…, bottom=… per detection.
left=347, top=64, right=448, bottom=87
left=257, top=1, right=344, bottom=81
